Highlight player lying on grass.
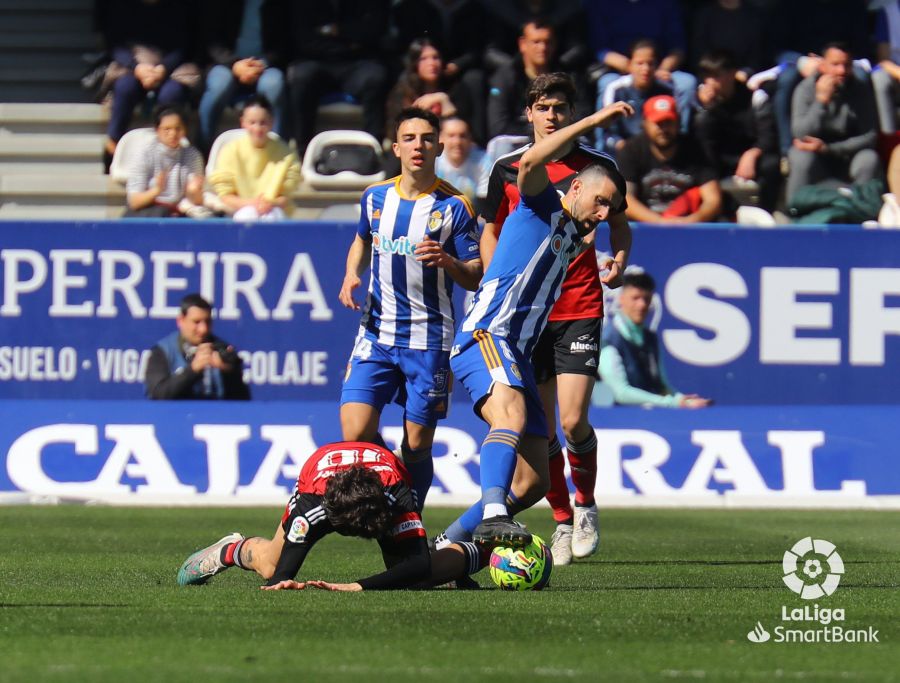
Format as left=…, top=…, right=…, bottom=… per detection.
left=439, top=98, right=634, bottom=550
left=177, top=441, right=486, bottom=591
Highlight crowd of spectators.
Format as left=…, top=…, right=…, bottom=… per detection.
left=91, top=0, right=900, bottom=224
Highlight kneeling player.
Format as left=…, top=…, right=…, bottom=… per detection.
left=177, top=441, right=486, bottom=591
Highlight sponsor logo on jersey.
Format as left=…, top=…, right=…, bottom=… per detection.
left=585, top=357, right=597, bottom=368
left=372, top=233, right=417, bottom=256
left=287, top=516, right=310, bottom=543
left=577, top=333, right=593, bottom=341
left=570, top=341, right=598, bottom=353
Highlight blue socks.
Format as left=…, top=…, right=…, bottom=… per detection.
left=443, top=428, right=520, bottom=541
left=401, top=444, right=433, bottom=513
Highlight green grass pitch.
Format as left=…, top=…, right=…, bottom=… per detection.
left=0, top=506, right=897, bottom=682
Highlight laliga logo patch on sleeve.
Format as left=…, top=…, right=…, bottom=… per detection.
left=287, top=516, right=310, bottom=543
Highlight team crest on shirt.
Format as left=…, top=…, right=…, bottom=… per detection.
left=510, top=363, right=522, bottom=380
left=550, top=233, right=564, bottom=255
left=287, top=516, right=310, bottom=543
left=427, top=209, right=443, bottom=232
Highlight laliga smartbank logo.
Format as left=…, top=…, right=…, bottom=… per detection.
left=746, top=537, right=880, bottom=645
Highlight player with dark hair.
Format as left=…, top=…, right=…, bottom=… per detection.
left=144, top=293, right=249, bottom=400
left=177, top=441, right=487, bottom=591
left=338, top=106, right=482, bottom=511
left=435, top=97, right=634, bottom=550
left=478, top=72, right=632, bottom=565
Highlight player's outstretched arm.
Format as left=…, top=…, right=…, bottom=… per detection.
left=339, top=235, right=372, bottom=310
left=517, top=101, right=634, bottom=197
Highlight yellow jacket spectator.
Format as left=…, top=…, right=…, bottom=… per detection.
left=210, top=95, right=300, bottom=220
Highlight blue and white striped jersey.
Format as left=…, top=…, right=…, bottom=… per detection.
left=460, top=183, right=583, bottom=358
left=357, top=177, right=480, bottom=351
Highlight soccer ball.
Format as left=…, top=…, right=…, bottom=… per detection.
left=489, top=535, right=553, bottom=591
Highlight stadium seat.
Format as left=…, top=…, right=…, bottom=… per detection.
left=300, top=130, right=385, bottom=190
left=317, top=203, right=361, bottom=221
left=108, top=128, right=156, bottom=184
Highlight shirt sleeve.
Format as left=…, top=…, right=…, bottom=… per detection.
left=520, top=182, right=563, bottom=224
left=481, top=163, right=508, bottom=225
left=599, top=345, right=681, bottom=407
left=266, top=493, right=332, bottom=584
left=186, top=147, right=205, bottom=178
left=209, top=141, right=239, bottom=197
left=126, top=151, right=153, bottom=196
left=449, top=198, right=481, bottom=261
left=356, top=536, right=431, bottom=590
left=356, top=190, right=373, bottom=240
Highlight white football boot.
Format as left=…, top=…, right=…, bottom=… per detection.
left=572, top=505, right=599, bottom=558
left=549, top=523, right=573, bottom=566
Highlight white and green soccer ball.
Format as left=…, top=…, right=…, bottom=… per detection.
left=489, top=535, right=553, bottom=591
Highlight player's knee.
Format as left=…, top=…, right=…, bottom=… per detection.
left=560, top=415, right=590, bottom=443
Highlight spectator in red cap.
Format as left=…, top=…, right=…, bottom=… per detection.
left=616, top=94, right=723, bottom=223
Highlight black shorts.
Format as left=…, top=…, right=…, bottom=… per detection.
left=532, top=317, right=603, bottom=384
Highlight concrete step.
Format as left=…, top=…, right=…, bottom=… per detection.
left=0, top=132, right=104, bottom=155
left=0, top=173, right=123, bottom=207
left=0, top=31, right=98, bottom=51
left=0, top=12, right=93, bottom=33
left=0, top=84, right=92, bottom=103
left=0, top=102, right=106, bottom=133
left=0, top=204, right=123, bottom=220
left=0, top=133, right=103, bottom=173
left=0, top=63, right=86, bottom=82
left=0, top=53, right=90, bottom=69
left=0, top=0, right=93, bottom=10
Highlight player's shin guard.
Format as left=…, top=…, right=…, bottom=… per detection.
left=401, top=444, right=433, bottom=512
left=567, top=430, right=598, bottom=507
left=545, top=435, right=575, bottom=524
left=479, top=428, right=520, bottom=518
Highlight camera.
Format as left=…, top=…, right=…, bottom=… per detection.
left=183, top=340, right=239, bottom=366
left=211, top=340, right=239, bottom=367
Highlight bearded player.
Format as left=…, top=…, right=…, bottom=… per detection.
left=435, top=97, right=633, bottom=549
left=479, top=73, right=632, bottom=563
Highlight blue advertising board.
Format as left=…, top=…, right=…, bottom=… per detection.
left=1, top=220, right=899, bottom=404
left=1, top=400, right=896, bottom=507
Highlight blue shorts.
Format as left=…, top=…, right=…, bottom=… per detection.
left=449, top=329, right=547, bottom=437
left=341, top=336, right=450, bottom=427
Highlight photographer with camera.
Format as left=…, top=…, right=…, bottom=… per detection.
left=145, top=293, right=250, bottom=400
